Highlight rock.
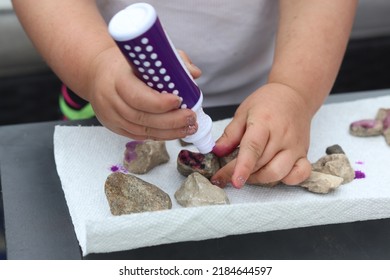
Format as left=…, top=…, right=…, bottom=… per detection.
left=299, top=171, right=343, bottom=194
left=311, top=154, right=355, bottom=184
left=175, top=172, right=230, bottom=207
left=219, top=148, right=239, bottom=167
left=325, top=144, right=345, bottom=155
left=123, top=140, right=169, bottom=174
left=177, top=148, right=240, bottom=179
left=381, top=109, right=390, bottom=145
left=177, top=150, right=220, bottom=179
left=349, top=119, right=383, bottom=137
left=104, top=172, right=172, bottom=215
left=384, top=129, right=390, bottom=146
left=375, top=108, right=390, bottom=122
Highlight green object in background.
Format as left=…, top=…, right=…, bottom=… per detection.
left=59, top=95, right=95, bottom=120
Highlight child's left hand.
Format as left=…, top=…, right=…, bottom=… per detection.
left=211, top=82, right=312, bottom=188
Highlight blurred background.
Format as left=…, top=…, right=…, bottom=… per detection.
left=1, top=0, right=390, bottom=259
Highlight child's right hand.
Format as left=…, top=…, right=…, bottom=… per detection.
left=85, top=47, right=202, bottom=140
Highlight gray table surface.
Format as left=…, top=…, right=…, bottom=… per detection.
left=1, top=89, right=390, bottom=260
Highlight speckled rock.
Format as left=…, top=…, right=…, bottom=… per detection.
left=123, top=140, right=169, bottom=174
left=175, top=172, right=230, bottom=207
left=104, top=172, right=172, bottom=215
left=177, top=150, right=220, bottom=179
left=299, top=171, right=343, bottom=194
left=311, top=153, right=355, bottom=184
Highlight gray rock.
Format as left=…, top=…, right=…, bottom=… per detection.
left=325, top=144, right=345, bottom=155
left=175, top=172, right=230, bottom=207
left=311, top=154, right=355, bottom=184
left=299, top=171, right=343, bottom=194
left=104, top=172, right=172, bottom=216
left=177, top=150, right=220, bottom=179
left=123, top=140, right=169, bottom=174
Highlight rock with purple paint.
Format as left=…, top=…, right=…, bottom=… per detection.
left=123, top=140, right=170, bottom=174
left=349, top=108, right=390, bottom=146
left=177, top=149, right=220, bottom=179
left=349, top=119, right=383, bottom=137
left=175, top=172, right=230, bottom=207
left=104, top=172, right=172, bottom=215
left=176, top=148, right=240, bottom=179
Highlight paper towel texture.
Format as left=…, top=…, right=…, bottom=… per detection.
left=54, top=96, right=390, bottom=256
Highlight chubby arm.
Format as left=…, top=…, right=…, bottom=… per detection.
left=212, top=0, right=358, bottom=188
left=12, top=0, right=199, bottom=140
left=269, top=0, right=358, bottom=115
left=12, top=0, right=113, bottom=100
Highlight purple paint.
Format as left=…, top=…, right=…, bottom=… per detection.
left=350, top=119, right=378, bottom=129
left=124, top=140, right=144, bottom=163
left=111, top=165, right=120, bottom=172
left=110, top=164, right=128, bottom=173
left=354, top=170, right=366, bottom=179
left=355, top=161, right=364, bottom=165
left=178, top=150, right=206, bottom=169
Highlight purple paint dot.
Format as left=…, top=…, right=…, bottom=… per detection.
left=354, top=170, right=366, bottom=179
left=110, top=165, right=120, bottom=172
left=110, top=164, right=128, bottom=173
left=355, top=161, right=364, bottom=165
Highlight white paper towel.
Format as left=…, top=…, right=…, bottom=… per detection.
left=54, top=96, right=390, bottom=256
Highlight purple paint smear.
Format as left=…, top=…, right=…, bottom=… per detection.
left=350, top=119, right=378, bottom=129
left=355, top=161, right=364, bottom=165
left=110, top=164, right=128, bottom=173
left=124, top=140, right=143, bottom=163
left=354, top=170, right=366, bottom=179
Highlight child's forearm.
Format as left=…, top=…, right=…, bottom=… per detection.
left=269, top=0, right=358, bottom=116
left=12, top=0, right=116, bottom=101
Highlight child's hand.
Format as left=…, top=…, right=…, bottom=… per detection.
left=86, top=47, right=202, bottom=140
left=211, top=83, right=312, bottom=188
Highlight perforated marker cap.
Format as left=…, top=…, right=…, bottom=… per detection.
left=108, top=3, right=157, bottom=42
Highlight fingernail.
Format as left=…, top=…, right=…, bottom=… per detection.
left=211, top=178, right=225, bottom=188
left=187, top=116, right=196, bottom=126
left=189, top=63, right=201, bottom=72
left=184, top=124, right=198, bottom=135
left=233, top=176, right=246, bottom=189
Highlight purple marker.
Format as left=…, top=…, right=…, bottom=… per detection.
left=108, top=3, right=215, bottom=153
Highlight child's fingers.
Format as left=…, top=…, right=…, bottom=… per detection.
left=231, top=123, right=270, bottom=188
left=246, top=149, right=295, bottom=184
left=281, top=157, right=312, bottom=185
left=177, top=49, right=202, bottom=79
left=212, top=117, right=246, bottom=157
left=211, top=160, right=236, bottom=188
